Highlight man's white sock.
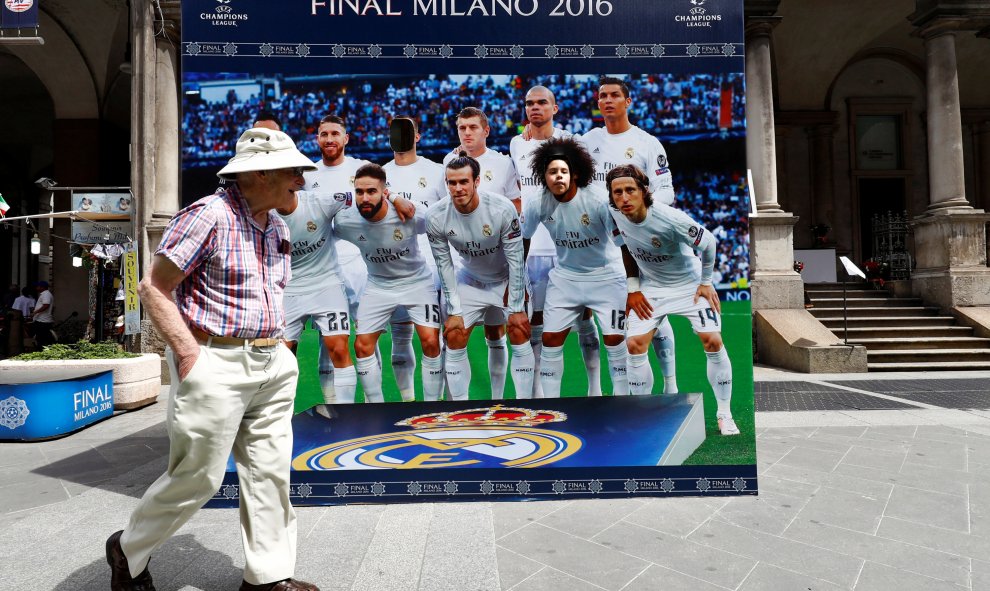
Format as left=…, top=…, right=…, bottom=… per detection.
left=390, top=323, right=416, bottom=402
left=445, top=347, right=471, bottom=401
left=334, top=365, right=357, bottom=404
left=421, top=353, right=443, bottom=401
left=355, top=354, right=384, bottom=403
left=627, top=352, right=653, bottom=395
left=487, top=336, right=508, bottom=400
left=578, top=318, right=602, bottom=396
left=509, top=343, right=535, bottom=399
left=317, top=342, right=335, bottom=404
left=530, top=324, right=544, bottom=399
left=706, top=347, right=733, bottom=417
left=539, top=345, right=564, bottom=399
left=605, top=342, right=629, bottom=396
left=653, top=319, right=678, bottom=394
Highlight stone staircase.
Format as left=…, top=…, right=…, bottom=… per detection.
left=805, top=282, right=990, bottom=371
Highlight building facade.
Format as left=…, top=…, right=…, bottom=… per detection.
left=748, top=0, right=990, bottom=371
left=1, top=1, right=988, bottom=370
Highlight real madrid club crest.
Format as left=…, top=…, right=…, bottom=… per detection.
left=484, top=170, right=493, bottom=182
left=482, top=224, right=493, bottom=237
left=393, top=228, right=403, bottom=241
left=652, top=236, right=662, bottom=248
left=580, top=213, right=591, bottom=227
left=306, top=221, right=318, bottom=233
left=418, top=177, right=427, bottom=188
left=292, top=406, right=582, bottom=470
left=625, top=147, right=635, bottom=159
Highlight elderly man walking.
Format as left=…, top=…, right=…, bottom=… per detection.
left=105, top=128, right=320, bottom=591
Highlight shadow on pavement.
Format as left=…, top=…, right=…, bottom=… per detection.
left=31, top=423, right=169, bottom=500
left=52, top=534, right=242, bottom=591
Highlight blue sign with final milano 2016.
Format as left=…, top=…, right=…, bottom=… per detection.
left=0, top=370, right=114, bottom=440
left=182, top=0, right=743, bottom=76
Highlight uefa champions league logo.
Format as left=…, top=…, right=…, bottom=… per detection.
left=0, top=396, right=30, bottom=430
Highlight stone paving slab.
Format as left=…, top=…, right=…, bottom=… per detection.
left=687, top=518, right=863, bottom=588
left=4, top=376, right=990, bottom=590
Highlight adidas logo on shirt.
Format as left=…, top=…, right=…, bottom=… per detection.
left=358, top=235, right=367, bottom=241
left=593, top=148, right=601, bottom=153
left=311, top=182, right=320, bottom=188
left=447, top=229, right=457, bottom=237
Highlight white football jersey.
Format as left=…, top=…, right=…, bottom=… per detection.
left=426, top=191, right=525, bottom=315
left=609, top=204, right=717, bottom=295
left=332, top=205, right=432, bottom=290
left=509, top=128, right=571, bottom=257
left=303, top=156, right=371, bottom=265
left=384, top=156, right=447, bottom=269
left=578, top=125, right=675, bottom=205
left=443, top=148, right=521, bottom=202
left=522, top=185, right=624, bottom=282
left=273, top=191, right=349, bottom=295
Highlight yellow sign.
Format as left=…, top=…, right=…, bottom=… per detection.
left=123, top=243, right=140, bottom=335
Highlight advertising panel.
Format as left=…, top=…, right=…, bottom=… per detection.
left=0, top=370, right=114, bottom=441
left=181, top=0, right=756, bottom=504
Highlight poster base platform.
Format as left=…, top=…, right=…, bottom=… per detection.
left=207, top=395, right=757, bottom=507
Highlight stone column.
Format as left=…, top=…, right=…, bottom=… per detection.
left=131, top=0, right=180, bottom=356
left=745, top=15, right=803, bottom=310
left=922, top=31, right=970, bottom=212
left=745, top=20, right=782, bottom=214
left=908, top=18, right=990, bottom=309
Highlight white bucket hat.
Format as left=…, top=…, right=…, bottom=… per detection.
left=217, top=127, right=318, bottom=180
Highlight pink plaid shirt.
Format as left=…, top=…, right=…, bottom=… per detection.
left=157, top=184, right=292, bottom=339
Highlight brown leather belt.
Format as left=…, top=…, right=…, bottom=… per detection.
left=190, top=327, right=281, bottom=348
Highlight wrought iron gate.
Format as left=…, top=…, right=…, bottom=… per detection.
left=871, top=211, right=911, bottom=280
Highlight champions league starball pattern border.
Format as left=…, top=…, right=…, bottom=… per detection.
left=187, top=0, right=757, bottom=506
left=182, top=0, right=745, bottom=75
left=184, top=42, right=742, bottom=60
left=210, top=470, right=758, bottom=506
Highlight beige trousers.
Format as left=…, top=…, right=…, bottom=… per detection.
left=120, top=342, right=299, bottom=585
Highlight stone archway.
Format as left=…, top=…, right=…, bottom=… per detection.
left=826, top=51, right=928, bottom=264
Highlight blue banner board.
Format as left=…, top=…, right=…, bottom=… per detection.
left=182, top=0, right=757, bottom=504
left=0, top=0, right=39, bottom=29
left=0, top=370, right=114, bottom=440
left=209, top=396, right=756, bottom=507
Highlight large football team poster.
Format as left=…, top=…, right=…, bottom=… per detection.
left=180, top=0, right=756, bottom=504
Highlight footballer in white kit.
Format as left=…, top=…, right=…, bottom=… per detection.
left=302, top=115, right=370, bottom=403
left=442, top=109, right=521, bottom=210
left=334, top=164, right=444, bottom=403
left=441, top=107, right=523, bottom=399
left=383, top=116, right=448, bottom=400
left=274, top=187, right=356, bottom=405
left=606, top=164, right=739, bottom=436
left=384, top=118, right=448, bottom=289
left=578, top=76, right=680, bottom=394
left=511, top=85, right=605, bottom=398
left=522, top=137, right=630, bottom=398
left=303, top=125, right=371, bottom=312
left=426, top=156, right=535, bottom=401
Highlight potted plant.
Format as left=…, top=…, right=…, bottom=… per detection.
left=862, top=259, right=889, bottom=289
left=1, top=341, right=161, bottom=409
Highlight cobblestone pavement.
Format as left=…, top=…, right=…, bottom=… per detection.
left=2, top=368, right=989, bottom=590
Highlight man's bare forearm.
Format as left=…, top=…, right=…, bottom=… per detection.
left=138, top=277, right=199, bottom=359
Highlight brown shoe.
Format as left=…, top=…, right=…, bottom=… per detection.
left=106, top=530, right=156, bottom=591
left=240, top=578, right=319, bottom=591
